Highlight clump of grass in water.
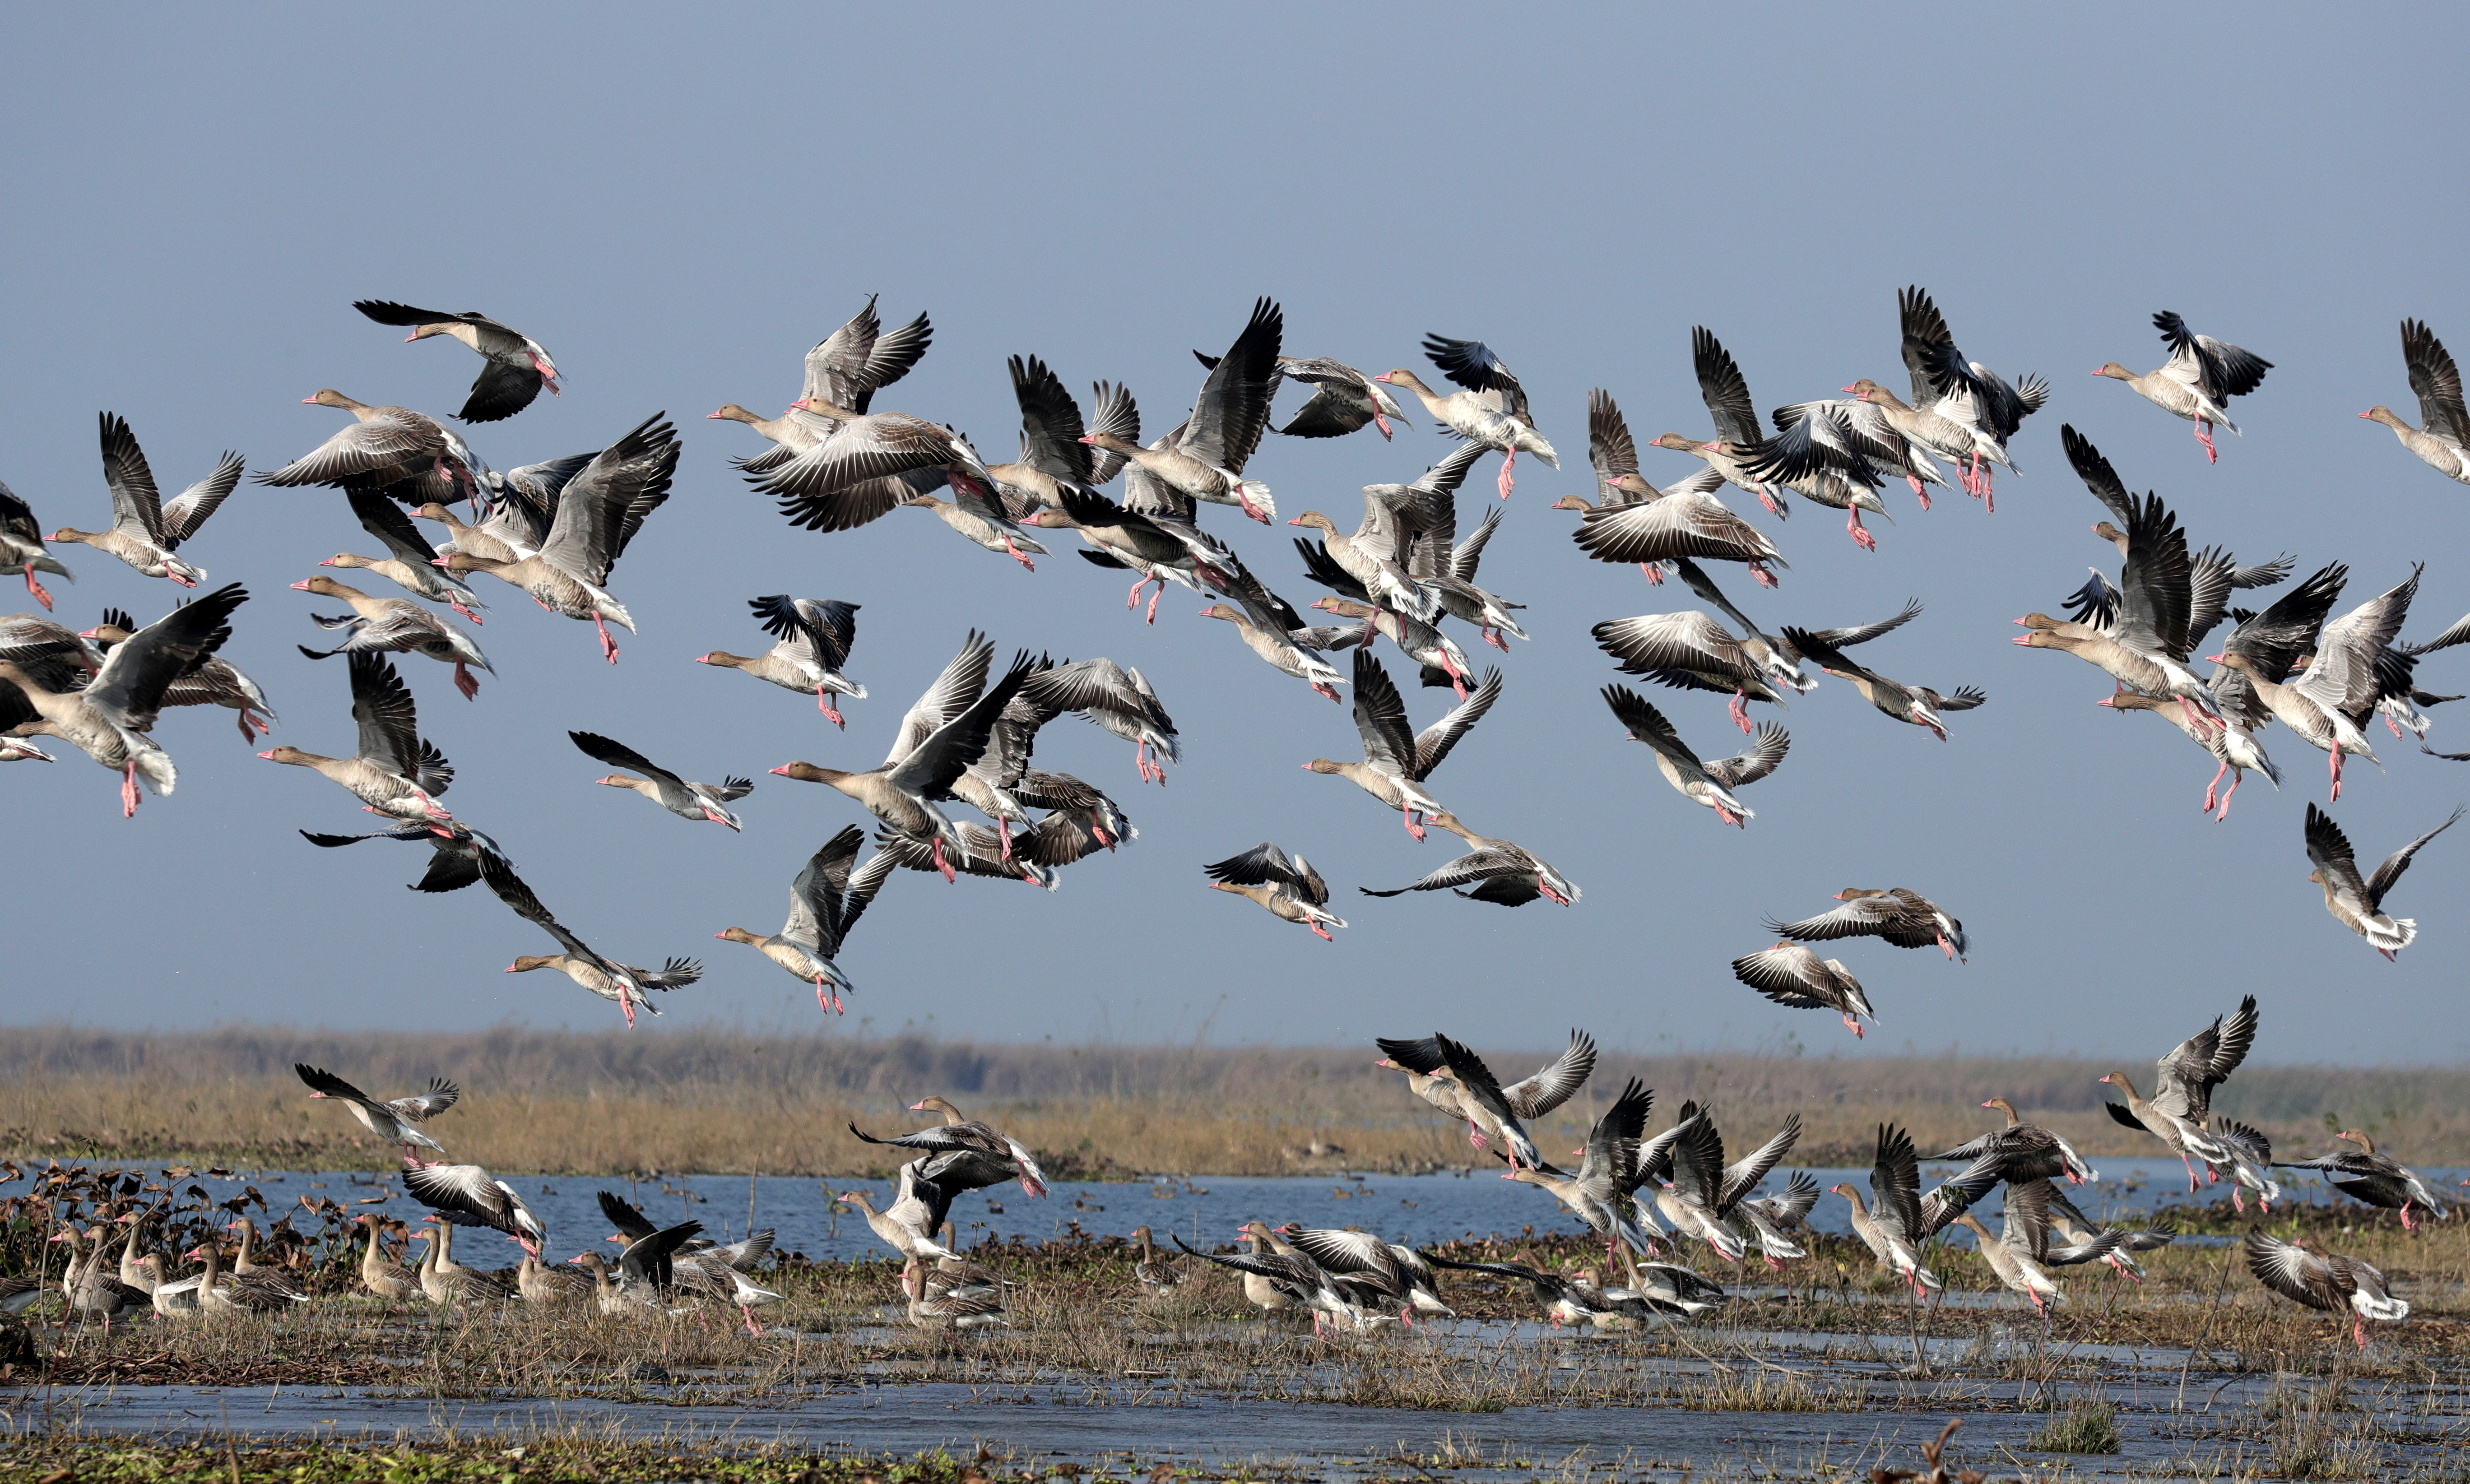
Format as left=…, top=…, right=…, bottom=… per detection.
left=2025, top=1401, right=2121, bottom=1454
left=1674, top=1367, right=1827, bottom=1412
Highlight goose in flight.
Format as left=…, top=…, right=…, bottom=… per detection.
left=353, top=301, right=561, bottom=422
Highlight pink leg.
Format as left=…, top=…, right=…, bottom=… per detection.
left=1144, top=585, right=1161, bottom=624
left=1237, top=490, right=1265, bottom=523
left=996, top=819, right=1015, bottom=865
left=2232, top=1187, right=2246, bottom=1214
left=1466, top=1122, right=1489, bottom=1150
left=1126, top=577, right=1149, bottom=612
left=2215, top=770, right=2242, bottom=821
left=1757, top=489, right=1783, bottom=517
left=1847, top=507, right=1876, bottom=552
left=1728, top=689, right=1752, bottom=734
left=1746, top=561, right=1777, bottom=589
left=1495, top=450, right=1516, bottom=500
left=1843, top=1013, right=1863, bottom=1039
left=21, top=564, right=53, bottom=612
left=121, top=761, right=140, bottom=818
left=593, top=614, right=620, bottom=664
left=2387, top=712, right=2405, bottom=739
left=1484, top=627, right=1511, bottom=653
left=1937, top=934, right=1955, bottom=961
left=1001, top=535, right=1036, bottom=572
left=454, top=660, right=479, bottom=700
left=619, top=992, right=637, bottom=1030
left=1311, top=682, right=1342, bottom=703
left=2330, top=746, right=2344, bottom=803
left=450, top=599, right=483, bottom=625
left=931, top=836, right=956, bottom=884
left=2201, top=760, right=2227, bottom=814
left=2355, top=1316, right=2368, bottom=1350
left=2196, top=422, right=2218, bottom=463
left=2401, top=1204, right=2417, bottom=1233
left=1309, top=921, right=1333, bottom=941
left=1402, top=803, right=1425, bottom=843
left=2181, top=1155, right=2198, bottom=1193
left=1639, top=563, right=1664, bottom=584
left=1373, top=413, right=1393, bottom=439
left=1713, top=801, right=1743, bottom=828
left=818, top=692, right=845, bottom=729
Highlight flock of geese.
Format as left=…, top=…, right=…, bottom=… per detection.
left=5, top=290, right=2465, bottom=1036
left=18, top=1008, right=2448, bottom=1351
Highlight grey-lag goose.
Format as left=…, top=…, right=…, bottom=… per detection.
left=1887, top=285, right=2048, bottom=504
left=1930, top=1099, right=2094, bottom=1185
left=1020, top=657, right=1179, bottom=785
left=1028, top=485, right=1228, bottom=621
left=2245, top=1233, right=2407, bottom=1349
left=1371, top=1029, right=1595, bottom=1173
left=258, top=650, right=454, bottom=828
left=293, top=1062, right=458, bottom=1163
left=436, top=413, right=680, bottom=664
left=291, top=574, right=494, bottom=699
left=0, top=478, right=73, bottom=610
left=715, top=825, right=895, bottom=1013
left=1203, top=840, right=1347, bottom=941
left=50, top=412, right=239, bottom=587
left=321, top=489, right=488, bottom=622
left=1261, top=356, right=1411, bottom=441
left=354, top=1213, right=420, bottom=1301
left=850, top=1095, right=1051, bottom=1199
left=1131, top=1226, right=1183, bottom=1294
left=2138, top=561, right=2348, bottom=818
left=1174, top=1222, right=1365, bottom=1335
left=697, top=594, right=866, bottom=728
left=2363, top=318, right=2470, bottom=483
left=2213, top=566, right=2420, bottom=802
left=1731, top=943, right=1876, bottom=1039
left=258, top=390, right=478, bottom=503
left=2097, top=311, right=2271, bottom=463
left=1305, top=649, right=1499, bottom=840
left=353, top=300, right=560, bottom=422
left=296, top=818, right=510, bottom=894
left=403, top=1162, right=548, bottom=1257
left=1953, top=1180, right=2124, bottom=1317
left=1572, top=471, right=1785, bottom=589
left=1378, top=334, right=1558, bottom=499
left=1198, top=598, right=1347, bottom=702
left=1278, top=1226, right=1455, bottom=1320
left=1729, top=397, right=1916, bottom=547
left=1829, top=1124, right=2000, bottom=1297
left=985, top=355, right=1138, bottom=510
left=1648, top=327, right=1788, bottom=516
left=1084, top=299, right=1282, bottom=521
left=82, top=604, right=277, bottom=741
left=1418, top=1252, right=1714, bottom=1329
left=0, top=582, right=248, bottom=816
left=1764, top=886, right=1967, bottom=962
left=1510, top=1077, right=1661, bottom=1269
left=2276, top=1131, right=2452, bottom=1230
left=1602, top=684, right=1786, bottom=828
left=2301, top=802, right=2458, bottom=960
left=1385, top=445, right=1525, bottom=648
left=571, top=730, right=752, bottom=831
left=1782, top=622, right=1983, bottom=741
left=477, top=850, right=701, bottom=1028
left=2100, top=994, right=2257, bottom=1193
left=1306, top=596, right=1472, bottom=699
left=1360, top=810, right=1578, bottom=906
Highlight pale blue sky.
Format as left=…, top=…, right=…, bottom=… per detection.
left=3, top=5, right=2465, bottom=1063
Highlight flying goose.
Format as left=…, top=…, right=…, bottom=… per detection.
left=1647, top=328, right=1786, bottom=516
left=1602, top=685, right=1787, bottom=828
left=2096, top=311, right=2271, bottom=463
left=478, top=851, right=701, bottom=1029
left=1888, top=285, right=2047, bottom=504
left=1734, top=396, right=1935, bottom=545
left=259, top=390, right=478, bottom=503
left=291, top=574, right=495, bottom=699
left=297, top=819, right=510, bottom=894
left=1021, top=658, right=1180, bottom=785
left=2362, top=319, right=2470, bottom=483
left=320, top=489, right=488, bottom=622
left=849, top=1095, right=1051, bottom=1199
left=715, top=826, right=896, bottom=1014
left=696, top=594, right=866, bottom=728
left=353, top=301, right=560, bottom=422
left=1930, top=1098, right=2094, bottom=1185
left=0, top=479, right=73, bottom=610
left=1305, top=650, right=1500, bottom=840
left=2245, top=1233, right=2406, bottom=1349
left=1360, top=811, right=1578, bottom=907
left=1573, top=473, right=1785, bottom=588
left=1263, top=357, right=1411, bottom=441
left=1278, top=1226, right=1455, bottom=1319
left=259, top=650, right=454, bottom=827
left=1764, top=887, right=1967, bottom=962
left=403, top=1163, right=548, bottom=1257
left=1198, top=599, right=1347, bottom=702
left=1829, top=1123, right=2000, bottom=1297
left=81, top=605, right=277, bottom=741
left=1378, top=334, right=1558, bottom=499
left=1783, top=622, right=1983, bottom=740
left=2275, top=1131, right=2451, bottom=1230
left=1953, top=1180, right=2123, bottom=1316
left=1082, top=300, right=1282, bottom=522
left=2301, top=802, right=2459, bottom=959
left=2211, top=566, right=2421, bottom=801
left=49, top=413, right=240, bottom=587
left=1511, top=1077, right=1660, bottom=1268
left=293, top=1063, right=458, bottom=1163
left=1203, top=841, right=1346, bottom=941
left=1371, top=1029, right=1595, bottom=1173
left=984, top=356, right=1138, bottom=509
left=2100, top=994, right=2257, bottom=1192
left=571, top=730, right=752, bottom=832
left=1731, top=943, right=1875, bottom=1039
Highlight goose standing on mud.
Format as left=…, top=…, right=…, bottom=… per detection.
left=1763, top=887, right=1968, bottom=962
left=1379, top=334, right=1557, bottom=499
left=1730, top=943, right=1876, bottom=1039
left=2245, top=1234, right=2407, bottom=1350
left=1602, top=684, right=1787, bottom=828
left=2096, top=311, right=2271, bottom=463
left=2301, top=802, right=2459, bottom=960
left=293, top=1063, right=458, bottom=1163
left=571, top=731, right=754, bottom=832
left=0, top=480, right=73, bottom=610
left=50, top=413, right=240, bottom=588
left=1203, top=841, right=1347, bottom=941
left=697, top=595, right=866, bottom=727
left=353, top=301, right=561, bottom=422
left=2275, top=1132, right=2452, bottom=1230
left=2363, top=319, right=2470, bottom=484
left=716, top=825, right=895, bottom=1014
left=1371, top=1029, right=1596, bottom=1174
left=1304, top=650, right=1500, bottom=840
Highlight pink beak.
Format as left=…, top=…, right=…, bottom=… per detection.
left=2203, top=654, right=2226, bottom=664
left=301, top=395, right=318, bottom=404
left=706, top=409, right=729, bottom=419
left=318, top=556, right=340, bottom=566
left=255, top=749, right=278, bottom=760
left=2358, top=411, right=2374, bottom=419
left=288, top=580, right=315, bottom=591
left=1374, top=372, right=1395, bottom=384
left=1286, top=516, right=1306, bottom=526
left=768, top=765, right=795, bottom=776
left=1076, top=435, right=1096, bottom=444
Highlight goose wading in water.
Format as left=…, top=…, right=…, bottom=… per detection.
left=2300, top=802, right=2459, bottom=960
left=2096, top=311, right=2271, bottom=464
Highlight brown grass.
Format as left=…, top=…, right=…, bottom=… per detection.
left=4, top=1025, right=2468, bottom=1176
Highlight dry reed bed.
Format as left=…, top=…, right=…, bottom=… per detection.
left=6, top=1027, right=2468, bottom=1175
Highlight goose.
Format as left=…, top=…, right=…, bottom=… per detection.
left=721, top=296, right=930, bottom=479
left=0, top=479, right=73, bottom=610
left=2205, top=1118, right=2284, bottom=1213
left=1286, top=480, right=1443, bottom=621
left=51, top=1227, right=144, bottom=1332
left=2097, top=312, right=2271, bottom=463
left=715, top=825, right=895, bottom=1014
left=435, top=413, right=680, bottom=664
left=48, top=413, right=238, bottom=587
left=353, top=301, right=559, bottom=422
left=571, top=730, right=752, bottom=831
left=179, top=1236, right=296, bottom=1316
left=353, top=1214, right=420, bottom=1300
left=1573, top=473, right=1785, bottom=588
left=2245, top=1234, right=2407, bottom=1349
left=1730, top=399, right=1914, bottom=548
left=291, top=574, right=494, bottom=699
left=1131, top=1226, right=1183, bottom=1294
left=1930, top=1099, right=2094, bottom=1185
left=901, top=1263, right=1010, bottom=1331
left=567, top=1215, right=704, bottom=1314
left=1657, top=1107, right=1805, bottom=1268
left=1370, top=1029, right=1594, bottom=1173
left=1953, top=1181, right=2122, bottom=1316
left=834, top=1171, right=960, bottom=1262
left=1360, top=811, right=1579, bottom=907
left=1257, top=1226, right=1415, bottom=1326
left=0, top=582, right=248, bottom=816
left=80, top=605, right=277, bottom=741
left=593, top=1191, right=780, bottom=1332
left=1083, top=299, right=1281, bottom=521
left=416, top=1218, right=515, bottom=1306
left=1735, top=1171, right=1823, bottom=1267
left=696, top=594, right=866, bottom=728
left=1379, top=446, right=1525, bottom=648
left=478, top=850, right=701, bottom=1029
left=2276, top=1131, right=2451, bottom=1230
left=1378, top=334, right=1558, bottom=499
left=1602, top=684, right=1787, bottom=828
left=403, top=1163, right=548, bottom=1257
left=1565, top=388, right=1701, bottom=579
left=2043, top=1185, right=2173, bottom=1281
left=1203, top=840, right=1347, bottom=941
left=259, top=651, right=454, bottom=826
left=2363, top=319, right=2470, bottom=483
left=2098, top=686, right=2280, bottom=821
left=1590, top=611, right=1791, bottom=733
left=2211, top=566, right=2420, bottom=801
left=1417, top=1252, right=1709, bottom=1329
left=2100, top=994, right=2257, bottom=1193
left=1021, top=657, right=1180, bottom=785
left=1782, top=622, right=1983, bottom=740
left=1764, top=887, right=1967, bottom=962
left=1174, top=1224, right=1364, bottom=1335
left=863, top=816, right=1093, bottom=890
left=771, top=633, right=1036, bottom=881
left=293, top=1062, right=458, bottom=1162
left=1262, top=357, right=1410, bottom=441
left=1649, top=1109, right=1755, bottom=1262
left=258, top=390, right=478, bottom=502
left=1830, top=1124, right=2001, bottom=1297
left=1731, top=943, right=1875, bottom=1039
left=2158, top=561, right=2350, bottom=817
left=1027, top=485, right=1226, bottom=618
left=985, top=356, right=1138, bottom=509
left=412, top=496, right=535, bottom=566
left=1645, top=328, right=1786, bottom=516
left=2302, top=802, right=2459, bottom=959
left=1198, top=600, right=1346, bottom=702
left=1279, top=1227, right=1455, bottom=1320
left=1890, top=286, right=2048, bottom=504
left=297, top=818, right=509, bottom=894
left=1307, top=597, right=1473, bottom=699
left=1644, top=567, right=1921, bottom=730
left=1305, top=650, right=1500, bottom=839
left=515, top=1253, right=594, bottom=1307
left=848, top=1095, right=1051, bottom=1199
left=750, top=390, right=1004, bottom=514
left=320, top=490, right=487, bottom=622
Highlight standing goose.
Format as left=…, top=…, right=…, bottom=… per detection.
left=2096, top=312, right=2271, bottom=463
left=1891, top=285, right=2048, bottom=504
left=2363, top=318, right=2470, bottom=484
left=1764, top=887, right=1967, bottom=962
left=771, top=633, right=1036, bottom=881
left=1084, top=299, right=1282, bottom=521
left=2211, top=566, right=2420, bottom=801
left=1370, top=1029, right=1595, bottom=1173
left=258, top=390, right=478, bottom=502
left=715, top=825, right=895, bottom=1014
left=2100, top=994, right=2257, bottom=1192
left=258, top=651, right=455, bottom=827
left=1931, top=1099, right=2094, bottom=1185
left=0, top=582, right=248, bottom=816
left=850, top=1095, right=1051, bottom=1199
left=1731, top=943, right=1876, bottom=1039
left=50, top=412, right=241, bottom=588
left=571, top=730, right=753, bottom=832
left=1782, top=623, right=1983, bottom=741
left=1378, top=334, right=1558, bottom=499
left=1130, top=1226, right=1183, bottom=1294
left=353, top=301, right=560, bottom=422
left=1829, top=1124, right=2000, bottom=1297
left=697, top=595, right=866, bottom=727
left=321, top=490, right=488, bottom=622
left=2245, top=1233, right=2407, bottom=1350
left=1203, top=841, right=1347, bottom=941
left=2276, top=1131, right=2452, bottom=1230
left=291, top=574, right=495, bottom=699
left=404, top=1162, right=548, bottom=1257
left=435, top=413, right=680, bottom=664
left=1305, top=649, right=1500, bottom=840
left=293, top=1062, right=458, bottom=1163
left=2301, top=802, right=2459, bottom=960
left=1360, top=810, right=1579, bottom=907
left=478, top=851, right=701, bottom=1029
left=354, top=1213, right=420, bottom=1301
left=82, top=605, right=277, bottom=741
left=0, top=479, right=73, bottom=611
left=1602, top=685, right=1787, bottom=829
